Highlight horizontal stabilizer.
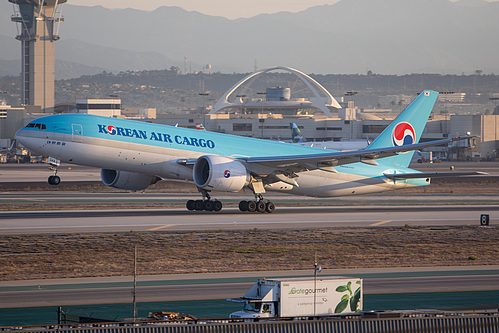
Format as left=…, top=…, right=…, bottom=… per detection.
left=384, top=171, right=488, bottom=179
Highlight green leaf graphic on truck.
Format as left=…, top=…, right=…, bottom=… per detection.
left=334, top=280, right=361, bottom=313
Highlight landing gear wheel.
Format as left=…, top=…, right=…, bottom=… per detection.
left=213, top=200, right=223, bottom=212
left=186, top=200, right=196, bottom=211
left=256, top=201, right=266, bottom=213
left=203, top=200, right=214, bottom=211
left=265, top=201, right=275, bottom=213
left=48, top=175, right=61, bottom=185
left=239, top=200, right=248, bottom=212
left=194, top=200, right=204, bottom=211
left=247, top=201, right=257, bottom=212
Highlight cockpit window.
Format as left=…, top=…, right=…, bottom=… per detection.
left=26, top=123, right=46, bottom=130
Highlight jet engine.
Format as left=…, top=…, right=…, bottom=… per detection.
left=101, top=169, right=160, bottom=191
left=193, top=155, right=249, bottom=192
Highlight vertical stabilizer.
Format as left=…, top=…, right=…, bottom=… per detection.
left=290, top=123, right=306, bottom=143
left=367, top=90, right=439, bottom=166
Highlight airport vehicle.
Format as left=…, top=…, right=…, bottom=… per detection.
left=228, top=277, right=363, bottom=318
left=412, top=150, right=432, bottom=163
left=195, top=123, right=206, bottom=131
left=15, top=90, right=481, bottom=213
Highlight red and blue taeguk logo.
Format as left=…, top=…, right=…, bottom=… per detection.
left=392, top=122, right=415, bottom=147
left=224, top=170, right=231, bottom=178
left=107, top=125, right=117, bottom=135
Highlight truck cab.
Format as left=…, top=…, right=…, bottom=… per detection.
left=229, top=301, right=275, bottom=318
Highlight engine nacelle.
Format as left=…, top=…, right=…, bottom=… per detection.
left=193, top=155, right=249, bottom=192
left=101, top=169, right=159, bottom=191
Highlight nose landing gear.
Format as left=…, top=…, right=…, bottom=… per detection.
left=47, top=165, right=60, bottom=185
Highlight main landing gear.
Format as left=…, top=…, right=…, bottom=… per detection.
left=186, top=189, right=222, bottom=212
left=185, top=188, right=275, bottom=213
left=238, top=193, right=275, bottom=213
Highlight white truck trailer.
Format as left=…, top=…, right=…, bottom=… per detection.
left=228, top=277, right=362, bottom=319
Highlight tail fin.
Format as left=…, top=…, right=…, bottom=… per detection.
left=290, top=123, right=306, bottom=143
left=367, top=90, right=439, bottom=166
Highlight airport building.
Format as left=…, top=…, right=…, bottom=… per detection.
left=75, top=99, right=122, bottom=117
left=0, top=104, right=26, bottom=140
left=209, top=67, right=342, bottom=118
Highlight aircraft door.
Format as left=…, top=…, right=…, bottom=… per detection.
left=72, top=124, right=83, bottom=142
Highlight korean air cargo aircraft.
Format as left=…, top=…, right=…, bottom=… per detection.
left=15, top=90, right=481, bottom=213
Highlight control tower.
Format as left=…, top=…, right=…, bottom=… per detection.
left=9, top=0, right=66, bottom=112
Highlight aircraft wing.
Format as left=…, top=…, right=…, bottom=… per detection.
left=243, top=136, right=474, bottom=172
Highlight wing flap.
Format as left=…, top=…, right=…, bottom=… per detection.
left=384, top=171, right=487, bottom=179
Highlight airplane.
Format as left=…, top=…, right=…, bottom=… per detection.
left=196, top=123, right=206, bottom=131
left=15, top=90, right=483, bottom=213
left=288, top=123, right=369, bottom=150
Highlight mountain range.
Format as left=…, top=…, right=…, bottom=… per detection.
left=1, top=0, right=498, bottom=79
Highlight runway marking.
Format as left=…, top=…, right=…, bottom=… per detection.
left=148, top=225, right=174, bottom=231
left=370, top=220, right=392, bottom=226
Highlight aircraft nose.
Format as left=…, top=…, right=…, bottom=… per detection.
left=15, top=128, right=30, bottom=147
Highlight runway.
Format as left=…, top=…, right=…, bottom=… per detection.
left=0, top=205, right=497, bottom=234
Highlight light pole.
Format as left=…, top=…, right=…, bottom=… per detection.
left=345, top=91, right=358, bottom=105
left=313, top=253, right=321, bottom=317
left=132, top=246, right=137, bottom=321
left=257, top=92, right=267, bottom=137
left=439, top=91, right=454, bottom=134
left=490, top=97, right=499, bottom=114
left=199, top=92, right=210, bottom=115
left=236, top=94, right=247, bottom=115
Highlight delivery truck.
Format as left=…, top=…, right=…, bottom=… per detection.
left=228, top=277, right=362, bottom=319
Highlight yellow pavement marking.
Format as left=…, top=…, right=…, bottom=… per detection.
left=370, top=220, right=392, bottom=226
left=148, top=225, right=174, bottom=231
